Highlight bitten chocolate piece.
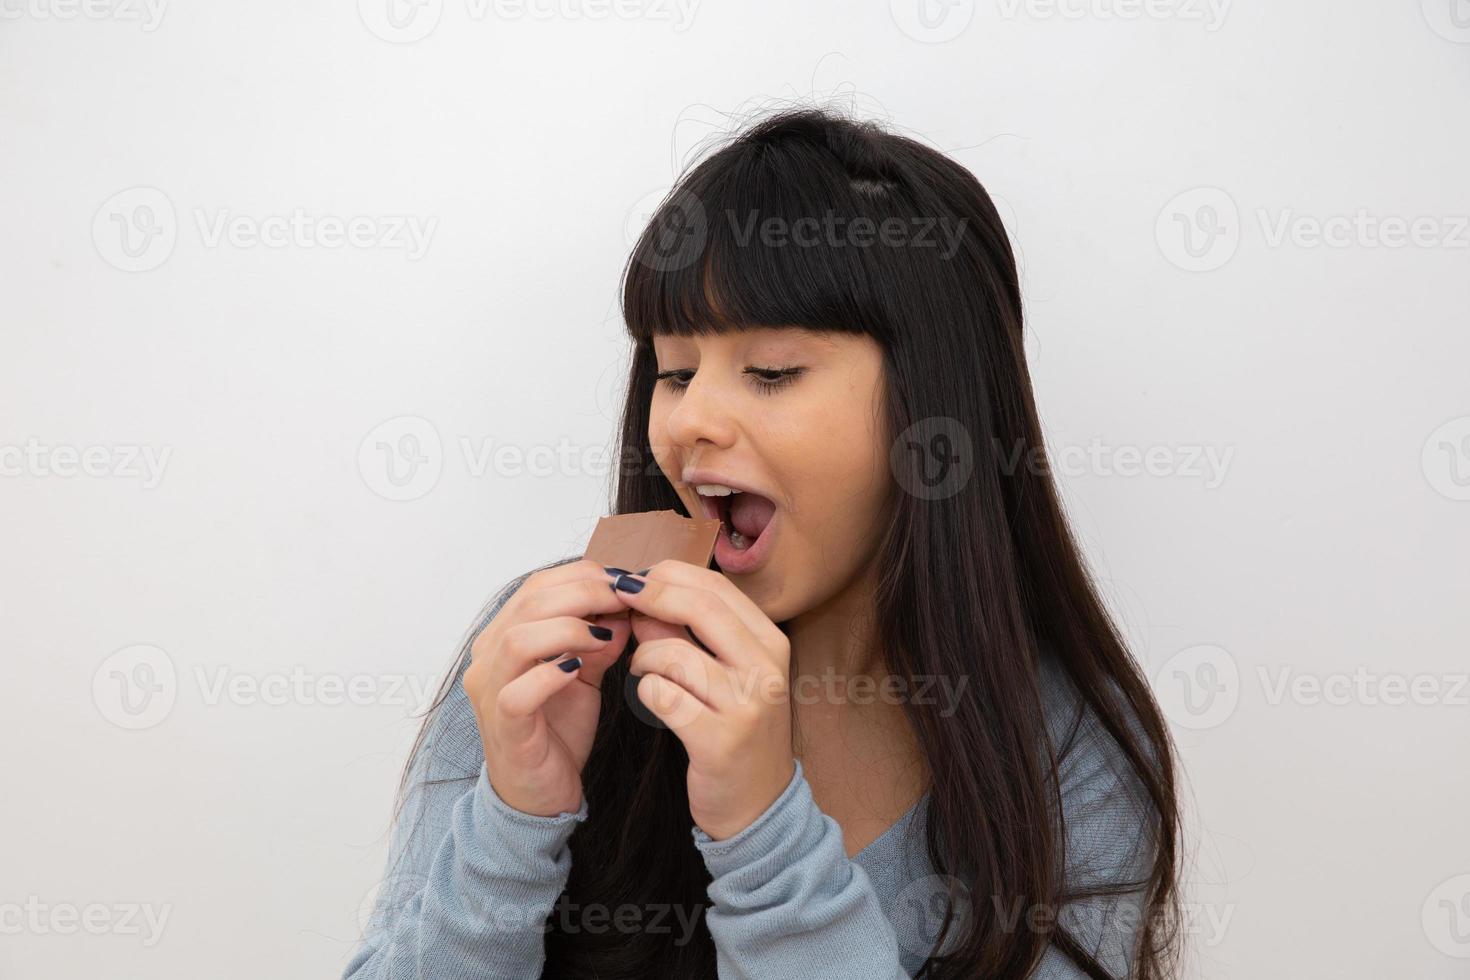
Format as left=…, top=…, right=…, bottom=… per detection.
left=583, top=509, right=722, bottom=571
left=671, top=481, right=706, bottom=522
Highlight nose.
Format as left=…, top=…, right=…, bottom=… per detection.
left=663, top=368, right=738, bottom=455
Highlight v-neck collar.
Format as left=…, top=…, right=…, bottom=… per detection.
left=851, top=789, right=929, bottom=863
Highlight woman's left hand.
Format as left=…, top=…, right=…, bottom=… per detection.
left=609, top=560, right=796, bottom=841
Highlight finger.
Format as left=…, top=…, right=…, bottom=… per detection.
left=513, top=576, right=627, bottom=624
left=573, top=610, right=633, bottom=686
left=635, top=671, right=714, bottom=738
left=630, top=610, right=716, bottom=662
left=610, top=571, right=762, bottom=668
left=523, top=557, right=618, bottom=591
left=629, top=637, right=726, bottom=710
left=639, top=559, right=786, bottom=646
left=490, top=616, right=621, bottom=688
left=471, top=565, right=623, bottom=664
left=494, top=655, right=585, bottom=745
left=630, top=610, right=688, bottom=646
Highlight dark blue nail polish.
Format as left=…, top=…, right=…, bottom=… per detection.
left=634, top=568, right=651, bottom=576
left=612, top=574, right=644, bottom=594
left=537, top=654, right=560, bottom=662
left=557, top=656, right=582, bottom=672
left=588, top=624, right=613, bottom=641
left=603, top=566, right=631, bottom=577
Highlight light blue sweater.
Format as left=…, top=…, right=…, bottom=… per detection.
left=344, top=577, right=1156, bottom=979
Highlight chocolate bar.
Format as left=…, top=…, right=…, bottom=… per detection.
left=582, top=509, right=722, bottom=572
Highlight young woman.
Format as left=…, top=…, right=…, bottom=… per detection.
left=345, top=107, right=1182, bottom=979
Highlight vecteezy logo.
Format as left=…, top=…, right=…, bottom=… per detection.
left=1423, top=0, right=1470, bottom=42
left=358, top=0, right=443, bottom=42
left=1422, top=416, right=1470, bottom=501
left=634, top=187, right=707, bottom=273
left=1153, top=644, right=1239, bottom=730
left=92, top=187, right=177, bottom=272
left=93, top=644, right=178, bottom=730
left=1423, top=874, right=1470, bottom=957
left=357, top=870, right=430, bottom=933
left=625, top=186, right=674, bottom=250
left=892, top=874, right=971, bottom=956
left=890, top=417, right=974, bottom=501
left=358, top=416, right=443, bottom=501
left=624, top=640, right=711, bottom=732
left=1156, top=187, right=1240, bottom=272
left=890, top=0, right=975, bottom=43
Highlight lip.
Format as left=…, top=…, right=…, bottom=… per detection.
left=681, top=469, right=775, bottom=502
left=712, top=506, right=778, bottom=574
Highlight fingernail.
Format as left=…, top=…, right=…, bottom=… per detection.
left=603, top=566, right=631, bottom=578
left=557, top=656, right=582, bottom=673
left=612, top=574, right=644, bottom=594
left=537, top=653, right=563, bottom=663
left=588, top=624, right=613, bottom=641
left=634, top=568, right=650, bottom=576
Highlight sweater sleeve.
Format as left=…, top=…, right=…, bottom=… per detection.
left=689, top=659, right=1160, bottom=980
left=690, top=758, right=912, bottom=980
left=343, top=578, right=585, bottom=980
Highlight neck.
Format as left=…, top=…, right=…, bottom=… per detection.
left=784, top=560, right=885, bottom=680
left=783, top=559, right=891, bottom=759
left=782, top=559, right=927, bottom=790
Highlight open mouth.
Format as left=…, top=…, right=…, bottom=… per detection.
left=709, top=490, right=775, bottom=549
left=694, top=483, right=779, bottom=572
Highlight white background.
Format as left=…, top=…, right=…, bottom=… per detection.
left=3, top=2, right=1468, bottom=977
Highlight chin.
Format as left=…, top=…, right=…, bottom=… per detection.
left=730, top=574, right=803, bottom=626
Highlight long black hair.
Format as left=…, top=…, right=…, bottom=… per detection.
left=401, top=104, right=1182, bottom=978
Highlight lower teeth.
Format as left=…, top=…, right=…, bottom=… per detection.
left=729, top=529, right=750, bottom=550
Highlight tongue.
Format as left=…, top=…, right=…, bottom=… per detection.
left=729, top=493, right=776, bottom=539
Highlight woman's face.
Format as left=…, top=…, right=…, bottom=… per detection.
left=648, top=326, right=892, bottom=623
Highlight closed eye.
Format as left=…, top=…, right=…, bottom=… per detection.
left=654, top=366, right=805, bottom=395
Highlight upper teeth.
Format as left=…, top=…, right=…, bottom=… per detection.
left=695, top=484, right=741, bottom=496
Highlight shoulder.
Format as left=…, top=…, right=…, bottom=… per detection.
left=1034, top=647, right=1159, bottom=890
left=1032, top=647, right=1165, bottom=974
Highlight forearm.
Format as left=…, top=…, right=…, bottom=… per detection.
left=344, top=763, right=585, bottom=980
left=691, top=760, right=911, bottom=980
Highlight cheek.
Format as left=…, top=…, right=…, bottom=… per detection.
left=646, top=397, right=675, bottom=469
left=785, top=399, right=890, bottom=561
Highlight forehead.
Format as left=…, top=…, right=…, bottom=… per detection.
left=651, top=325, right=840, bottom=349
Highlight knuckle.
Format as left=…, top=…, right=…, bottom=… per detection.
left=494, top=684, right=523, bottom=719
left=520, top=591, right=549, bottom=621
left=500, top=625, right=530, bottom=659
left=461, top=658, right=487, bottom=695
left=735, top=699, right=764, bottom=726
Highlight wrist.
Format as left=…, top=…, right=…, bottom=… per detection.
left=693, top=758, right=800, bottom=844
left=483, top=765, right=585, bottom=822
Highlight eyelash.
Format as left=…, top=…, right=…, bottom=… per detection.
left=654, top=366, right=804, bottom=395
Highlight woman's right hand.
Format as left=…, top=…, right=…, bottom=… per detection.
left=462, top=559, right=633, bottom=817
